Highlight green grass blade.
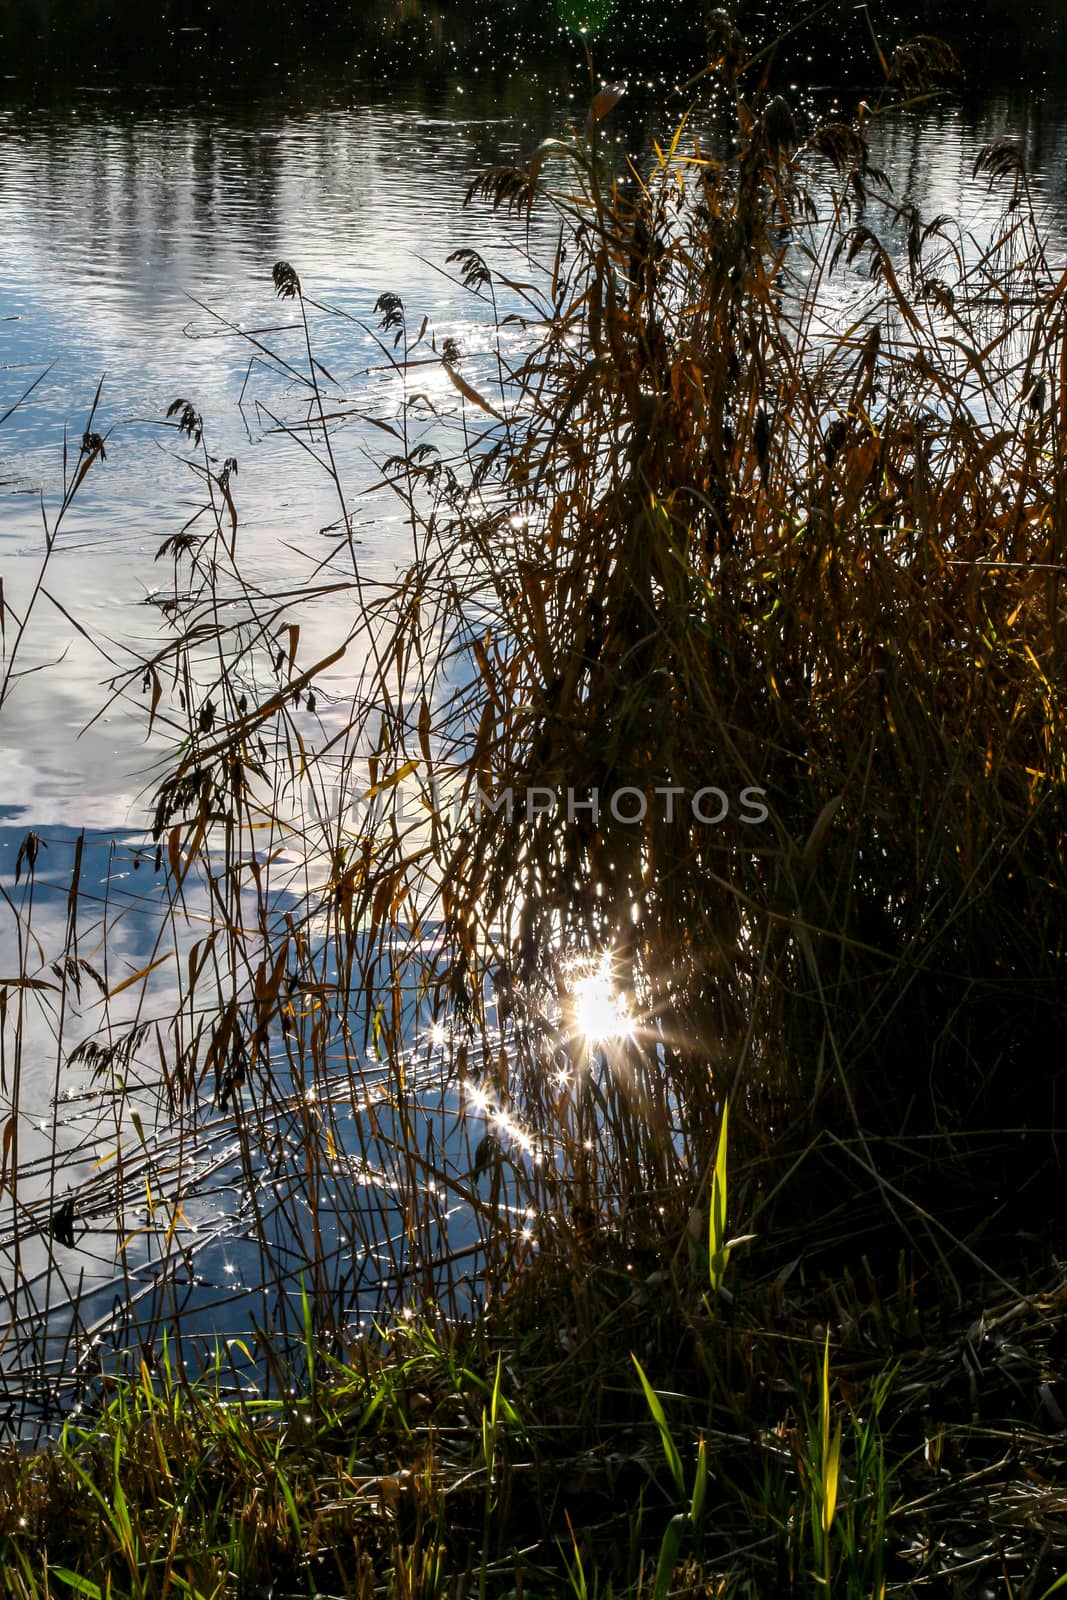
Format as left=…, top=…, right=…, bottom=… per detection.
left=652, top=1513, right=687, bottom=1600
left=50, top=1574, right=104, bottom=1600
left=708, top=1100, right=730, bottom=1292
left=631, top=1355, right=685, bottom=1501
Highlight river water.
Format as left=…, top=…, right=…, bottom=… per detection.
left=2, top=46, right=1066, bottom=1420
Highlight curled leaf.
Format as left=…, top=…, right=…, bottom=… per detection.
left=586, top=81, right=626, bottom=137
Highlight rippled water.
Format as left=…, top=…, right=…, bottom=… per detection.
left=0, top=82, right=567, bottom=826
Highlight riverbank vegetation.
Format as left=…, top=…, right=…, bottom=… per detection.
left=1, top=7, right=1066, bottom=1596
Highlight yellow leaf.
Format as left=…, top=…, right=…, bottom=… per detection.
left=147, top=668, right=162, bottom=739
left=102, top=952, right=173, bottom=1002
left=363, top=759, right=419, bottom=801
left=442, top=362, right=505, bottom=422
left=823, top=1421, right=842, bottom=1533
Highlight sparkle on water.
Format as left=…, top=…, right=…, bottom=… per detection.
left=568, top=952, right=633, bottom=1044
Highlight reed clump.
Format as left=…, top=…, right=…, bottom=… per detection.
left=344, top=21, right=1067, bottom=1254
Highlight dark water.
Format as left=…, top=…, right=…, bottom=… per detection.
left=3, top=0, right=1066, bottom=93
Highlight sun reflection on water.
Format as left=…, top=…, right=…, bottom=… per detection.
left=567, top=952, right=634, bottom=1044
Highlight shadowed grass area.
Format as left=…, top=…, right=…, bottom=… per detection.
left=2, top=9, right=1066, bottom=1596
left=0, top=1256, right=1065, bottom=1595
